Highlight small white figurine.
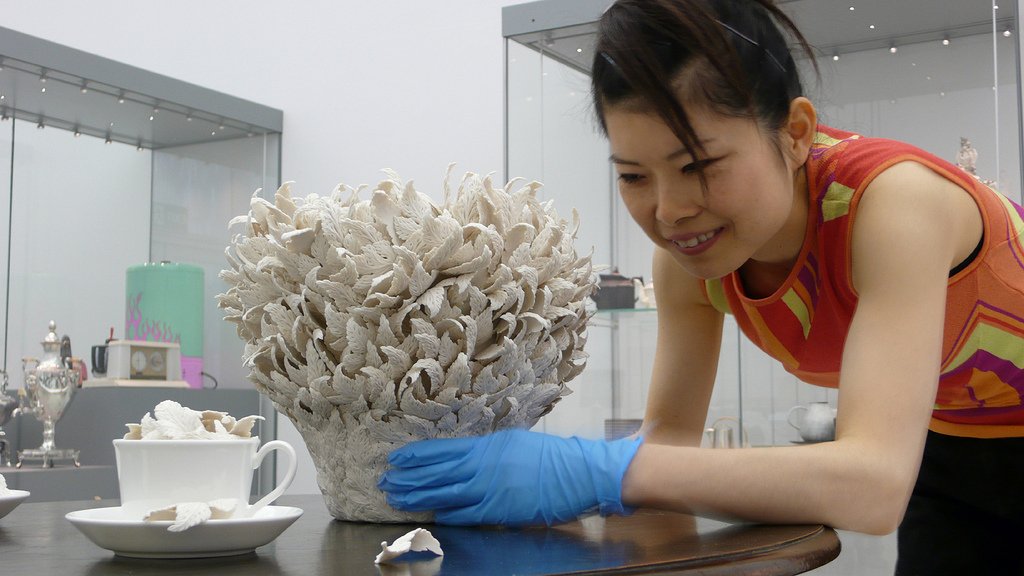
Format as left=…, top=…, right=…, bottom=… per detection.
left=956, top=137, right=978, bottom=175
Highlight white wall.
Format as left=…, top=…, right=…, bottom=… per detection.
left=3, top=0, right=516, bottom=196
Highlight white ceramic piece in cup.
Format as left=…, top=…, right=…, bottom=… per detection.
left=786, top=402, right=835, bottom=443
left=113, top=437, right=297, bottom=520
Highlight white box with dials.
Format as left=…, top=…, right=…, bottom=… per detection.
left=105, top=340, right=182, bottom=381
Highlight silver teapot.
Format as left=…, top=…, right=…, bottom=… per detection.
left=17, top=320, right=81, bottom=467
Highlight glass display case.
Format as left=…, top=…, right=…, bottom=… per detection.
left=504, top=0, right=1022, bottom=446
left=0, top=26, right=282, bottom=392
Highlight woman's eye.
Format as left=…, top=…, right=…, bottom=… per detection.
left=682, top=159, right=716, bottom=174
left=618, top=173, right=644, bottom=185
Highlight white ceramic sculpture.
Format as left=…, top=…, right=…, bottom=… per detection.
left=219, top=168, right=597, bottom=522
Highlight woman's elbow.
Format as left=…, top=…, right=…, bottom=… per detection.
left=851, top=506, right=905, bottom=536
left=831, top=462, right=916, bottom=535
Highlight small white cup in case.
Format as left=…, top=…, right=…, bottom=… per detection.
left=113, top=437, right=297, bottom=520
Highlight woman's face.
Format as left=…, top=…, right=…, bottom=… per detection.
left=604, top=105, right=807, bottom=280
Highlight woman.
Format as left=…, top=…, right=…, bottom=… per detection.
left=380, top=1, right=1024, bottom=573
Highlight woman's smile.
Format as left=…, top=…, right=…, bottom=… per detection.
left=668, top=226, right=724, bottom=255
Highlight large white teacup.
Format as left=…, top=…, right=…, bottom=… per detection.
left=113, top=437, right=296, bottom=520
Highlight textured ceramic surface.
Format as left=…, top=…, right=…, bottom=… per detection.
left=219, top=169, right=597, bottom=521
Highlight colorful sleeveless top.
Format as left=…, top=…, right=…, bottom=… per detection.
left=703, top=125, right=1024, bottom=438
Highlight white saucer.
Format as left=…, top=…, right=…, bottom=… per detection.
left=0, top=490, right=30, bottom=520
left=66, top=505, right=303, bottom=558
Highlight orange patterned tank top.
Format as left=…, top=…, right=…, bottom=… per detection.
left=703, top=125, right=1024, bottom=438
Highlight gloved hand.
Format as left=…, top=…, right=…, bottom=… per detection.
left=378, top=429, right=643, bottom=526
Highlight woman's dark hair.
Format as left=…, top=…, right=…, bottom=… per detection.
left=592, top=0, right=816, bottom=161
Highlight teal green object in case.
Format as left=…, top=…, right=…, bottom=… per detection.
left=125, top=262, right=204, bottom=387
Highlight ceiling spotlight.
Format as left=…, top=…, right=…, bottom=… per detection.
left=137, top=141, right=144, bottom=151
left=889, top=46, right=898, bottom=54
left=104, top=135, right=112, bottom=145
left=849, top=6, right=855, bottom=10
left=38, top=71, right=47, bottom=83
left=117, top=91, right=125, bottom=104
left=186, top=114, right=193, bottom=122
left=1004, top=29, right=1013, bottom=38
left=869, top=24, right=876, bottom=30
left=149, top=115, right=155, bottom=121
left=832, top=54, right=840, bottom=61
left=36, top=120, right=44, bottom=129
left=942, top=38, right=950, bottom=46
left=40, top=87, right=46, bottom=93
left=73, top=126, right=81, bottom=137
left=80, top=82, right=88, bottom=94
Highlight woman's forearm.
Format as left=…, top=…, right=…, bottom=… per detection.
left=620, top=438, right=916, bottom=534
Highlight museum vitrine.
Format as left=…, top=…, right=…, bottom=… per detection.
left=504, top=0, right=1022, bottom=445
left=0, top=26, right=282, bottom=393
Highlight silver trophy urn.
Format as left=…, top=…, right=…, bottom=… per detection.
left=0, top=370, right=17, bottom=466
left=17, top=321, right=81, bottom=468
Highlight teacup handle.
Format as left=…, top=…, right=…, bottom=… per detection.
left=248, top=440, right=297, bottom=515
left=787, top=405, right=807, bottom=430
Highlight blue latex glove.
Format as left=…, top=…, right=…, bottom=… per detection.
left=378, top=429, right=643, bottom=526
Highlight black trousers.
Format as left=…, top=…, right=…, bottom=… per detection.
left=895, top=430, right=1024, bottom=575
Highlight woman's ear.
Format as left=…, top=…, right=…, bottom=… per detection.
left=783, top=97, right=817, bottom=169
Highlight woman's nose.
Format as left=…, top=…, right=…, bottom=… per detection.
left=654, top=181, right=703, bottom=225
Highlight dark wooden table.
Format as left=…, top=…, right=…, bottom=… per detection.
left=0, top=494, right=839, bottom=575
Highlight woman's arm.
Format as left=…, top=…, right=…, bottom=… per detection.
left=640, top=246, right=725, bottom=447
left=622, top=161, right=980, bottom=534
